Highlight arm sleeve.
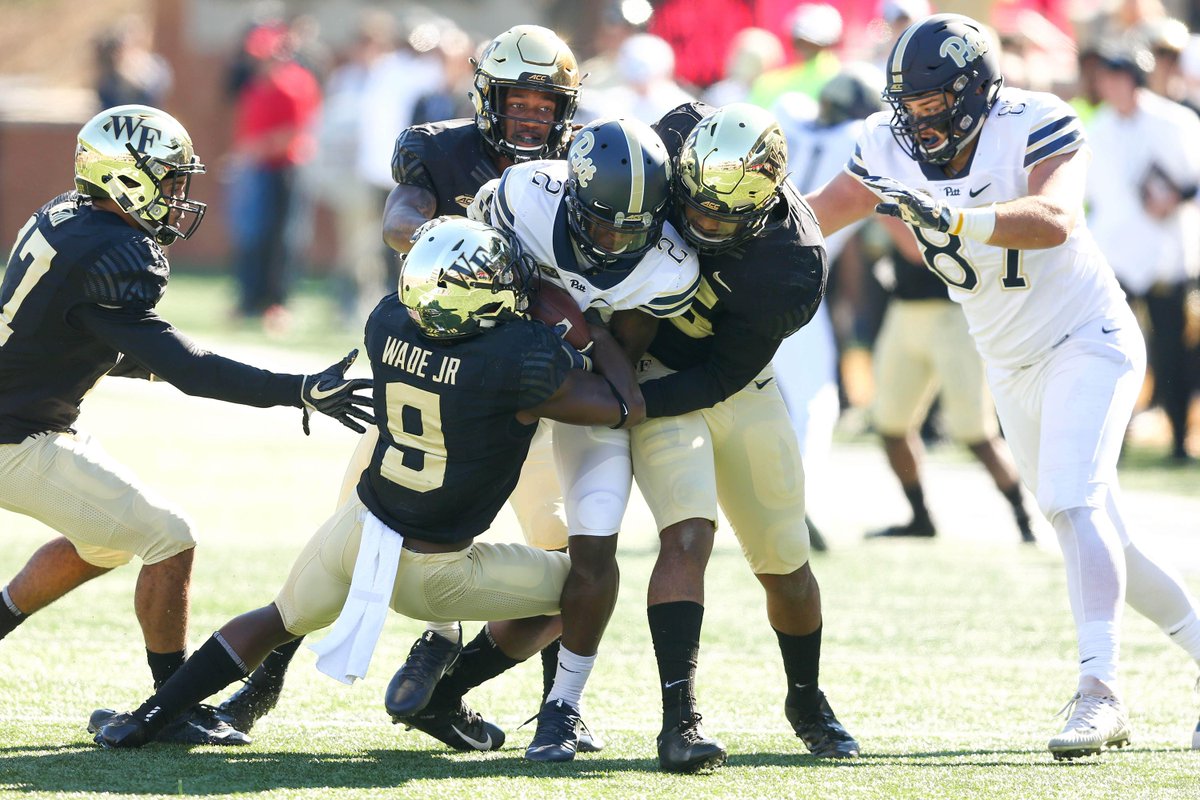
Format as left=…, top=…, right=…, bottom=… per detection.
left=640, top=321, right=781, bottom=418
left=391, top=128, right=437, bottom=192
left=71, top=304, right=304, bottom=408
left=516, top=323, right=574, bottom=409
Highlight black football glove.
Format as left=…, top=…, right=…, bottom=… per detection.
left=300, top=349, right=375, bottom=435
left=862, top=175, right=955, bottom=233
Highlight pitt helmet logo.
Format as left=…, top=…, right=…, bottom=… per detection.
left=103, top=115, right=164, bottom=152
left=938, top=31, right=989, bottom=70
left=569, top=130, right=597, bottom=187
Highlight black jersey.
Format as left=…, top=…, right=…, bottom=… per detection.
left=0, top=192, right=302, bottom=444
left=642, top=104, right=828, bottom=419
left=356, top=295, right=573, bottom=543
left=891, top=249, right=951, bottom=302
left=390, top=119, right=502, bottom=217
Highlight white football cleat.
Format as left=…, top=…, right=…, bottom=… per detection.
left=1047, top=690, right=1131, bottom=761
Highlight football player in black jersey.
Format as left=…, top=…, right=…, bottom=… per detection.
left=92, top=218, right=634, bottom=751
left=211, top=24, right=600, bottom=748
left=630, top=102, right=860, bottom=771
left=0, top=105, right=373, bottom=745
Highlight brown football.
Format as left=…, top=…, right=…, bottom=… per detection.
left=529, top=281, right=592, bottom=350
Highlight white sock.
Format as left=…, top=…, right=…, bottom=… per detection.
left=424, top=621, right=461, bottom=644
left=546, top=645, right=595, bottom=710
left=1077, top=620, right=1120, bottom=688
left=1164, top=612, right=1200, bottom=665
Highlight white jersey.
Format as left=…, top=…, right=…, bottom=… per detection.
left=479, top=160, right=700, bottom=319
left=781, top=115, right=866, bottom=264
left=848, top=87, right=1127, bottom=369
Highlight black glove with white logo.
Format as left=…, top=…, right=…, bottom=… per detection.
left=300, top=349, right=375, bottom=435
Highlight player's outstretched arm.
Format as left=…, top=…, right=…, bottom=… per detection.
left=517, top=370, right=631, bottom=430
left=382, top=184, right=437, bottom=254
left=584, top=320, right=646, bottom=428
left=72, top=305, right=373, bottom=433
left=804, top=170, right=879, bottom=239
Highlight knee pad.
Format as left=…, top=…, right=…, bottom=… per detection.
left=568, top=490, right=625, bottom=537
left=1037, top=473, right=1109, bottom=522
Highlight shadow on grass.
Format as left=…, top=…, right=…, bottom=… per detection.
left=726, top=746, right=1187, bottom=769
left=0, top=745, right=660, bottom=795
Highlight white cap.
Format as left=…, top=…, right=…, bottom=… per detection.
left=1181, top=34, right=1200, bottom=80
left=617, top=33, right=676, bottom=85
left=791, top=4, right=843, bottom=47
left=880, top=0, right=931, bottom=25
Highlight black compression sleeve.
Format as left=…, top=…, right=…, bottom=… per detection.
left=71, top=304, right=304, bottom=408
left=641, top=323, right=781, bottom=418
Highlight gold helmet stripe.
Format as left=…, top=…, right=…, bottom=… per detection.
left=621, top=121, right=646, bottom=214
left=889, top=20, right=922, bottom=89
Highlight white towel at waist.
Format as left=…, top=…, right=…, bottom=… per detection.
left=309, top=509, right=403, bottom=684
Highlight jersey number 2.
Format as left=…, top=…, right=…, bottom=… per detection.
left=912, top=228, right=1028, bottom=291
left=381, top=384, right=447, bottom=492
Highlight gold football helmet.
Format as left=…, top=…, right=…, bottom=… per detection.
left=74, top=104, right=206, bottom=245
left=675, top=103, right=788, bottom=253
left=471, top=25, right=581, bottom=162
left=399, top=218, right=538, bottom=339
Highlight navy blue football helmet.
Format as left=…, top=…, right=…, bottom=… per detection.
left=882, top=14, right=1002, bottom=165
left=564, top=118, right=671, bottom=271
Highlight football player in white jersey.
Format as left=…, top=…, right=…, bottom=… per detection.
left=472, top=116, right=701, bottom=761
left=804, top=14, right=1200, bottom=759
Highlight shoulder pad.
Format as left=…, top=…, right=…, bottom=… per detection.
left=83, top=237, right=168, bottom=309
left=391, top=127, right=437, bottom=191
left=652, top=101, right=717, bottom=161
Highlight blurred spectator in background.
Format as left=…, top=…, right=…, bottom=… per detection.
left=1087, top=40, right=1200, bottom=462
left=648, top=0, right=754, bottom=89
left=411, top=23, right=476, bottom=125
left=303, top=8, right=399, bottom=329
left=749, top=3, right=843, bottom=109
left=703, top=27, right=785, bottom=106
left=94, top=15, right=172, bottom=110
left=586, top=33, right=695, bottom=124
left=867, top=0, right=932, bottom=69
left=773, top=62, right=886, bottom=548
left=1181, top=34, right=1200, bottom=113
left=574, top=1, right=641, bottom=102
left=1070, top=41, right=1107, bottom=125
left=355, top=19, right=443, bottom=290
left=1144, top=17, right=1192, bottom=104
left=225, top=23, right=321, bottom=334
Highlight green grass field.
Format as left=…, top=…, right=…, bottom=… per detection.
left=0, top=275, right=1197, bottom=799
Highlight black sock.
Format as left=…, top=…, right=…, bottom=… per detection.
left=540, top=638, right=561, bottom=703
left=249, top=636, right=304, bottom=687
left=777, top=625, right=822, bottom=713
left=133, top=633, right=249, bottom=738
left=647, top=601, right=703, bottom=726
left=431, top=625, right=520, bottom=706
left=146, top=649, right=186, bottom=690
left=0, top=587, right=26, bottom=640
left=903, top=485, right=930, bottom=522
left=1003, top=484, right=1030, bottom=524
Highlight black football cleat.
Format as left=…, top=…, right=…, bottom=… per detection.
left=158, top=704, right=252, bottom=746
left=89, top=710, right=151, bottom=749
left=806, top=514, right=829, bottom=553
left=657, top=713, right=727, bottom=773
left=866, top=517, right=936, bottom=539
left=786, top=691, right=860, bottom=758
left=215, top=677, right=282, bottom=733
left=1017, top=517, right=1037, bottom=545
left=394, top=698, right=504, bottom=752
left=385, top=631, right=462, bottom=719
left=524, top=699, right=581, bottom=762
left=576, top=715, right=606, bottom=753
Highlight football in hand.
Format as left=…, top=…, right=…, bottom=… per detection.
left=529, top=281, right=592, bottom=351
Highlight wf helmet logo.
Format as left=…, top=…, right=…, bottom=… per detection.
left=103, top=115, right=164, bottom=152
left=939, top=32, right=989, bottom=70
left=569, top=130, right=597, bottom=187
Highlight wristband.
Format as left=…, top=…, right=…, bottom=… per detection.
left=950, top=204, right=997, bottom=242
left=603, top=377, right=629, bottom=429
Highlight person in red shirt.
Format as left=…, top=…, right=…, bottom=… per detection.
left=226, top=24, right=321, bottom=333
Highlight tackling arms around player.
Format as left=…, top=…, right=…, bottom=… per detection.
left=91, top=218, right=631, bottom=750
